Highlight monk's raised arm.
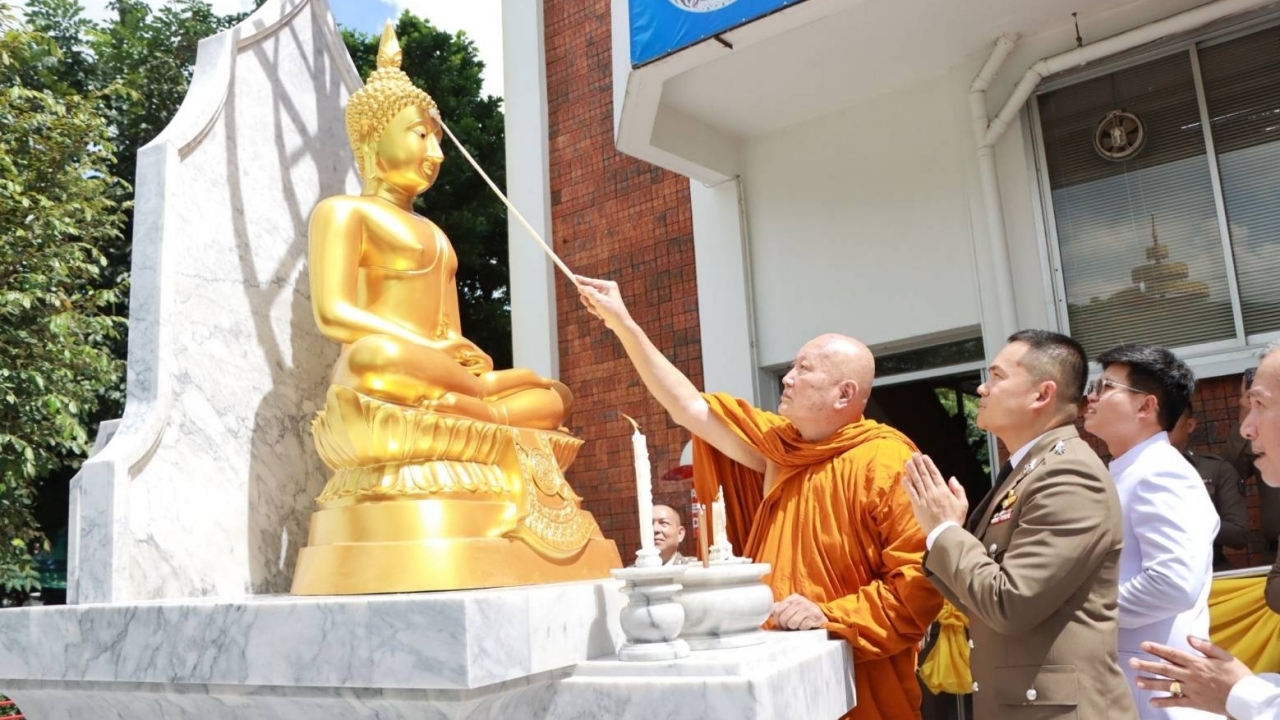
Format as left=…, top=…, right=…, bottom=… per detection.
left=577, top=276, right=765, bottom=473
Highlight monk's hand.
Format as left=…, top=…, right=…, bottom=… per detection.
left=575, top=276, right=634, bottom=332
left=1130, top=637, right=1250, bottom=716
left=771, top=594, right=826, bottom=631
left=902, top=453, right=967, bottom=535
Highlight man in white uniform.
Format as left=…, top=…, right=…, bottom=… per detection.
left=1084, top=344, right=1219, bottom=719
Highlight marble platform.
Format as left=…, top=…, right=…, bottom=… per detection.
left=0, top=581, right=855, bottom=719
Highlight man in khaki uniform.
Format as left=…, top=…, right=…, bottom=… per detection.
left=1169, top=404, right=1248, bottom=570
left=904, top=330, right=1137, bottom=720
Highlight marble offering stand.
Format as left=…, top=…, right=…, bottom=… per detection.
left=677, top=561, right=774, bottom=651
left=0, top=581, right=856, bottom=719
left=610, top=563, right=691, bottom=661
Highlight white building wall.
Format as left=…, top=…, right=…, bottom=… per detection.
left=736, top=0, right=1220, bottom=367
left=741, top=74, right=983, bottom=368
left=690, top=179, right=759, bottom=402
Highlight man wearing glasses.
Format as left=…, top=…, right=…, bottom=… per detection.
left=1083, top=344, right=1218, bottom=720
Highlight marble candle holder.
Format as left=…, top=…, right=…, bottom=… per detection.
left=610, top=565, right=691, bottom=662
left=676, top=562, right=773, bottom=651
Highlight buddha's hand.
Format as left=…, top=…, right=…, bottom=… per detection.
left=439, top=337, right=494, bottom=374
left=575, top=276, right=633, bottom=332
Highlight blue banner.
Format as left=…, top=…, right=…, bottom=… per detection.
left=629, top=0, right=804, bottom=67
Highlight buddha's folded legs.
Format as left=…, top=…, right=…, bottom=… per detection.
left=478, top=368, right=555, bottom=400
left=331, top=335, right=571, bottom=429
left=490, top=382, right=573, bottom=431
left=334, top=334, right=484, bottom=405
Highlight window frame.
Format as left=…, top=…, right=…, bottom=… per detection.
left=1027, top=11, right=1280, bottom=371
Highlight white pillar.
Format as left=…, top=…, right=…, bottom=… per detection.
left=690, top=178, right=758, bottom=404
left=502, top=0, right=559, bottom=378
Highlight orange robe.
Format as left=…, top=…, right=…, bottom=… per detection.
left=694, top=393, right=943, bottom=720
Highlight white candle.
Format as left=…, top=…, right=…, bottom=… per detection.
left=712, top=487, right=729, bottom=550
left=709, top=487, right=734, bottom=562
left=625, top=416, right=655, bottom=553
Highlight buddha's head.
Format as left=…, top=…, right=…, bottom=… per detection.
left=346, top=22, right=444, bottom=196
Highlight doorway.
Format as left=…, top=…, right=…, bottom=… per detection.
left=866, top=370, right=992, bottom=506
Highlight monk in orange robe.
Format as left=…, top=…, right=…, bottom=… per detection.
left=577, top=276, right=944, bottom=720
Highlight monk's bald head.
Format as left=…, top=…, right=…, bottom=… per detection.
left=780, top=333, right=876, bottom=440
left=809, top=333, right=875, bottom=404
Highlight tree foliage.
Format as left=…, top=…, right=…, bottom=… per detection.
left=345, top=15, right=513, bottom=367
left=0, top=1, right=128, bottom=596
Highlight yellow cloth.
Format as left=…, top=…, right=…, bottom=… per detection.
left=1210, top=575, right=1280, bottom=673
left=924, top=575, right=1280, bottom=696
left=693, top=393, right=944, bottom=720
left=919, top=601, right=973, bottom=695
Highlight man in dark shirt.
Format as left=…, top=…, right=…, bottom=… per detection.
left=1169, top=404, right=1249, bottom=570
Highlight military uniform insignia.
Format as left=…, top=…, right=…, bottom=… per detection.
left=991, top=487, right=1018, bottom=525
left=1017, top=457, right=1041, bottom=479
left=1001, top=489, right=1017, bottom=509
left=1053, top=440, right=1067, bottom=455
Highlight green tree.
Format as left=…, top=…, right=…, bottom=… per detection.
left=0, top=1, right=128, bottom=598
left=344, top=14, right=513, bottom=367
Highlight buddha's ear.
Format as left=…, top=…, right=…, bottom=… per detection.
left=361, top=145, right=380, bottom=181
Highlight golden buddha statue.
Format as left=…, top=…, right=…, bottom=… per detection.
left=290, top=23, right=620, bottom=595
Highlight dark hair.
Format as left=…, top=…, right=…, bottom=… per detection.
left=1095, top=344, right=1196, bottom=432
left=1007, top=330, right=1087, bottom=408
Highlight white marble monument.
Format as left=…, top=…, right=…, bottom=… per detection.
left=0, top=1, right=857, bottom=717
left=67, top=0, right=357, bottom=605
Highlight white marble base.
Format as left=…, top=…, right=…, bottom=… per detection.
left=0, top=632, right=852, bottom=720
left=0, top=580, right=624, bottom=691
left=617, top=638, right=691, bottom=662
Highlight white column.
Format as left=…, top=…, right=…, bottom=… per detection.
left=690, top=178, right=758, bottom=404
left=502, top=0, right=559, bottom=378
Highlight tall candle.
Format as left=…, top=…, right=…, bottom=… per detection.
left=624, top=415, right=655, bottom=553
left=711, top=487, right=731, bottom=556
left=697, top=503, right=710, bottom=568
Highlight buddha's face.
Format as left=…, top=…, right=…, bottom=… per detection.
left=373, top=104, right=444, bottom=195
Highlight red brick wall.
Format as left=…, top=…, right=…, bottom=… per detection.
left=545, top=0, right=702, bottom=563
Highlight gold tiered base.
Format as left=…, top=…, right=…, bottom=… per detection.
left=291, top=386, right=621, bottom=595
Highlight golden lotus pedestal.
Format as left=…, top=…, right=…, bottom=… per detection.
left=291, top=386, right=621, bottom=595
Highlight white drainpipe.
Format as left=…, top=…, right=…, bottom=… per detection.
left=969, top=0, right=1277, bottom=340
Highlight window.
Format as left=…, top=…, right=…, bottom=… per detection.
left=1036, top=21, right=1280, bottom=357
left=1199, top=26, right=1280, bottom=337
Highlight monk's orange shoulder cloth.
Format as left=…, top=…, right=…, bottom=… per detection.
left=693, top=392, right=944, bottom=720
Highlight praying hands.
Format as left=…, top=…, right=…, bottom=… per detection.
left=901, top=453, right=969, bottom=536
